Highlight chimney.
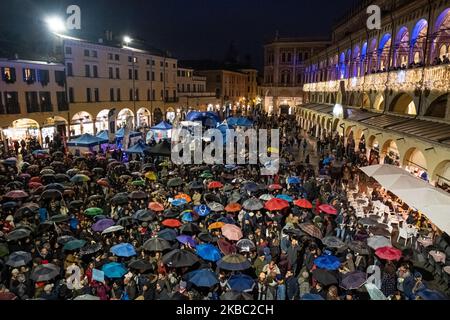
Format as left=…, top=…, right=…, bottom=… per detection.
left=104, top=30, right=113, bottom=41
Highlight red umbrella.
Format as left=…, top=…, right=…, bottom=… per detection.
left=5, top=190, right=29, bottom=199
left=268, top=184, right=282, bottom=191
left=148, top=202, right=165, bottom=212
left=208, top=181, right=223, bottom=189
left=97, top=178, right=109, bottom=188
left=375, top=246, right=402, bottom=261
left=264, top=198, right=289, bottom=211
left=162, top=219, right=182, bottom=228
left=294, top=199, right=313, bottom=209
left=318, top=204, right=337, bottom=215
left=225, top=203, right=242, bottom=213
left=29, top=177, right=42, bottom=184
left=28, top=182, right=43, bottom=189
left=218, top=238, right=237, bottom=255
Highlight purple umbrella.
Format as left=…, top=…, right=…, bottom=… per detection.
left=176, top=235, right=196, bottom=247
left=92, top=219, right=115, bottom=232
left=340, top=271, right=367, bottom=290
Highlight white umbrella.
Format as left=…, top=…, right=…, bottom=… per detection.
left=365, top=283, right=387, bottom=300
left=74, top=294, right=100, bottom=300
left=367, top=236, right=391, bottom=250
left=395, top=188, right=450, bottom=209
left=101, top=225, right=124, bottom=235
left=360, top=164, right=402, bottom=177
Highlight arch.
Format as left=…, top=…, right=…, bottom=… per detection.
left=352, top=45, right=361, bottom=77
left=367, top=135, right=379, bottom=150
left=368, top=38, right=378, bottom=73
left=137, top=107, right=151, bottom=127
left=432, top=10, right=450, bottom=61
left=117, top=108, right=134, bottom=128
left=71, top=111, right=94, bottom=136
left=373, top=93, right=385, bottom=111
left=360, top=42, right=368, bottom=75
left=359, top=92, right=371, bottom=109
left=378, top=33, right=392, bottom=70
left=153, top=107, right=163, bottom=124
left=425, top=94, right=448, bottom=118
left=411, top=19, right=428, bottom=63
left=389, top=93, right=417, bottom=115
left=95, top=109, right=110, bottom=132
left=381, top=139, right=400, bottom=165
left=394, top=26, right=409, bottom=67
left=339, top=52, right=346, bottom=79
left=4, top=118, right=40, bottom=142
left=42, top=116, right=68, bottom=142
left=432, top=160, right=450, bottom=187
left=403, top=147, right=428, bottom=172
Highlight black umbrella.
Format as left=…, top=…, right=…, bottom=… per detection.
left=188, top=181, right=204, bottom=190
left=197, top=232, right=216, bottom=243
left=128, top=259, right=153, bottom=271
left=217, top=254, right=251, bottom=271
left=129, top=191, right=148, bottom=200
left=143, top=237, right=172, bottom=252
left=6, top=229, right=31, bottom=241
left=54, top=174, right=70, bottom=183
left=283, top=228, right=306, bottom=238
left=40, top=189, right=63, bottom=201
left=322, top=236, right=346, bottom=249
left=340, top=271, right=367, bottom=290
left=57, top=235, right=76, bottom=245
left=37, top=222, right=54, bottom=234
left=158, top=229, right=178, bottom=242
left=30, top=263, right=60, bottom=282
left=69, top=200, right=84, bottom=209
left=204, top=193, right=221, bottom=203
left=40, top=174, right=55, bottom=184
left=87, top=195, right=104, bottom=203
left=6, top=251, right=32, bottom=267
left=242, top=197, right=264, bottom=211
left=117, top=216, right=135, bottom=227
left=163, top=209, right=180, bottom=219
left=167, top=177, right=183, bottom=187
left=111, top=194, right=129, bottom=205
left=80, top=243, right=103, bottom=256
left=50, top=214, right=70, bottom=223
left=162, top=249, right=200, bottom=268
left=133, top=210, right=155, bottom=222
left=92, top=168, right=104, bottom=175
left=312, top=269, right=338, bottom=286
left=180, top=223, right=200, bottom=235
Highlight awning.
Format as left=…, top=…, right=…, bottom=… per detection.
left=360, top=164, right=450, bottom=235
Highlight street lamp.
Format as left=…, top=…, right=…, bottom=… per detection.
left=123, top=36, right=132, bottom=46
left=123, top=36, right=137, bottom=128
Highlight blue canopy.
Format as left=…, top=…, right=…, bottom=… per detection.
left=236, top=117, right=253, bottom=127
left=115, top=128, right=142, bottom=139
left=96, top=130, right=110, bottom=142
left=186, top=111, right=221, bottom=127
left=67, top=133, right=107, bottom=147
left=226, top=117, right=239, bottom=126
left=124, top=142, right=149, bottom=154
left=151, top=121, right=173, bottom=130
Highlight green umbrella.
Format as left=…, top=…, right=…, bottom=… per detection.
left=84, top=207, right=104, bottom=216
left=0, top=243, right=9, bottom=257
left=63, top=239, right=86, bottom=251
left=167, top=177, right=183, bottom=187
left=200, top=172, right=214, bottom=179
left=131, top=179, right=145, bottom=186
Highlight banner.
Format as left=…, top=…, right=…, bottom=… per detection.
left=108, top=108, right=116, bottom=142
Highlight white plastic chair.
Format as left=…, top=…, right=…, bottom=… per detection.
left=397, top=225, right=414, bottom=246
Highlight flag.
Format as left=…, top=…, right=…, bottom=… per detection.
left=108, top=108, right=116, bottom=142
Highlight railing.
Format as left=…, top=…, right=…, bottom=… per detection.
left=164, top=97, right=179, bottom=103
left=303, top=64, right=450, bottom=93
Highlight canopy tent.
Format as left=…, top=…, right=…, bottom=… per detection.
left=151, top=121, right=173, bottom=130
left=96, top=130, right=110, bottom=142
left=186, top=111, right=221, bottom=127
left=67, top=134, right=107, bottom=147
left=149, top=140, right=172, bottom=157
left=115, top=128, right=142, bottom=139
left=360, top=164, right=450, bottom=234
left=124, top=142, right=149, bottom=154
left=235, top=117, right=254, bottom=127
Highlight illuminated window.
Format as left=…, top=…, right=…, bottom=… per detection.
left=2, top=67, right=16, bottom=83
left=23, top=68, right=35, bottom=83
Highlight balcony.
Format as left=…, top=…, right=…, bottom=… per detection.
left=164, top=97, right=179, bottom=103
left=303, top=64, right=450, bottom=93
left=178, top=92, right=216, bottom=97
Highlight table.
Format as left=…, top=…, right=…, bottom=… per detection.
left=429, top=250, right=446, bottom=263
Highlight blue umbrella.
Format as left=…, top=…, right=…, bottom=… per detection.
left=91, top=219, right=115, bottom=232
left=301, top=293, right=324, bottom=300
left=314, top=254, right=341, bottom=270
left=218, top=217, right=236, bottom=224
left=102, top=262, right=127, bottom=278
left=181, top=211, right=194, bottom=222
left=227, top=274, right=255, bottom=292
left=323, top=156, right=333, bottom=165
left=287, top=177, right=301, bottom=184
left=171, top=198, right=187, bottom=207
left=196, top=244, right=222, bottom=262
left=225, top=164, right=237, bottom=170
left=243, top=182, right=259, bottom=192
left=186, top=269, right=219, bottom=288
left=194, top=205, right=211, bottom=217
left=110, top=243, right=136, bottom=257
left=176, top=235, right=196, bottom=247
left=276, top=194, right=293, bottom=202
left=417, top=289, right=448, bottom=300
left=158, top=229, right=178, bottom=241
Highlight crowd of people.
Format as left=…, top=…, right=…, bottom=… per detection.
left=0, top=112, right=448, bottom=301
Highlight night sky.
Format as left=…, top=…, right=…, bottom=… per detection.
left=0, top=0, right=358, bottom=68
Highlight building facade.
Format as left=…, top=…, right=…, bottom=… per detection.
left=0, top=59, right=68, bottom=143
left=261, top=38, right=329, bottom=115
left=299, top=0, right=450, bottom=187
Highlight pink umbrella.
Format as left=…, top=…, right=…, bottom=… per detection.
left=375, top=246, right=402, bottom=261
left=318, top=204, right=337, bottom=215
left=221, top=224, right=243, bottom=241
